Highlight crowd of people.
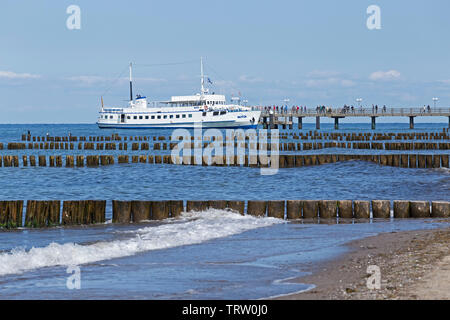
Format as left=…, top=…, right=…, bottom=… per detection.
left=255, top=104, right=436, bottom=114
left=257, top=104, right=390, bottom=114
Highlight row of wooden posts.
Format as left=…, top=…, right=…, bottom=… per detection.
left=1, top=200, right=448, bottom=229
left=5, top=140, right=450, bottom=151
left=0, top=153, right=448, bottom=168
left=21, top=129, right=449, bottom=143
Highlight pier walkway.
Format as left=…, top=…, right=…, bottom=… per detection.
left=258, top=107, right=450, bottom=129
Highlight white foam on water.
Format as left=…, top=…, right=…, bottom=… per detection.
left=0, top=209, right=284, bottom=276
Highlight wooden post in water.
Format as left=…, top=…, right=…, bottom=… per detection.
left=151, top=201, right=170, bottom=220
left=169, top=200, right=184, bottom=218
left=286, top=200, right=302, bottom=219
left=226, top=201, right=245, bottom=215
left=431, top=201, right=450, bottom=218
left=371, top=200, right=390, bottom=218
left=393, top=200, right=410, bottom=218
left=186, top=200, right=208, bottom=212
left=354, top=200, right=370, bottom=219
left=207, top=200, right=227, bottom=210
left=112, top=200, right=132, bottom=223
left=302, top=200, right=319, bottom=218
left=247, top=200, right=267, bottom=217
left=338, top=200, right=353, bottom=219
left=131, top=201, right=151, bottom=222
left=319, top=200, right=337, bottom=219
left=410, top=201, right=430, bottom=218
left=0, top=200, right=23, bottom=228
left=267, top=200, right=285, bottom=219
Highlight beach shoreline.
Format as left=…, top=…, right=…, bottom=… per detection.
left=274, top=222, right=450, bottom=300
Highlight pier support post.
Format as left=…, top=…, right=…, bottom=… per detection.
left=371, top=116, right=377, bottom=130
left=409, top=116, right=415, bottom=129
left=269, top=112, right=275, bottom=129
left=315, top=116, right=320, bottom=130
left=334, top=117, right=339, bottom=130
left=297, top=117, right=303, bottom=130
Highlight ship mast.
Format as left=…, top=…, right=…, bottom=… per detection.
left=200, top=57, right=207, bottom=98
left=129, top=62, right=133, bottom=102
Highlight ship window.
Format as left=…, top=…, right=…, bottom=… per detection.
left=145, top=116, right=149, bottom=119
left=170, top=115, right=173, bottom=119
left=176, top=115, right=180, bottom=118
left=182, top=114, right=186, bottom=118
left=188, top=114, right=192, bottom=118
left=202, top=112, right=207, bottom=116
left=163, top=115, right=167, bottom=119
left=127, top=116, right=131, bottom=119
left=157, top=115, right=161, bottom=119
left=139, top=116, right=143, bottom=119
left=220, top=111, right=226, bottom=115
left=213, top=111, right=219, bottom=116
left=134, top=116, right=137, bottom=119
left=151, top=116, right=155, bottom=119
left=110, top=116, right=113, bottom=119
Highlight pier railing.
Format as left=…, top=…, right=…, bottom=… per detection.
left=257, top=107, right=450, bottom=118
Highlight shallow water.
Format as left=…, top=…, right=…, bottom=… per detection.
left=0, top=123, right=448, bottom=299
left=0, top=213, right=448, bottom=299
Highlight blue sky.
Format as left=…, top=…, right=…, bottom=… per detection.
left=0, top=0, right=449, bottom=123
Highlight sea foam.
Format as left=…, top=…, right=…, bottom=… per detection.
left=0, top=209, right=283, bottom=276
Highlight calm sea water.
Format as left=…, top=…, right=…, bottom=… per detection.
left=0, top=123, right=448, bottom=299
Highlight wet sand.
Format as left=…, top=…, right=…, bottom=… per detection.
left=276, top=223, right=450, bottom=300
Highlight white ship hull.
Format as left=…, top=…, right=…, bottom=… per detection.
left=97, top=108, right=261, bottom=129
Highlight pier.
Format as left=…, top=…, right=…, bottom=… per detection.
left=259, top=107, right=450, bottom=129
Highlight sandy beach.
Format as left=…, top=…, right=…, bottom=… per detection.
left=276, top=222, right=450, bottom=300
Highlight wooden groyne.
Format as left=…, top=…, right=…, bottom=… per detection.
left=0, top=200, right=448, bottom=229
left=17, top=129, right=450, bottom=145
left=5, top=140, right=450, bottom=151
left=1, top=153, right=449, bottom=169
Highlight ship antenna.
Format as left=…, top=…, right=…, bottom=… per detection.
left=129, top=62, right=133, bottom=101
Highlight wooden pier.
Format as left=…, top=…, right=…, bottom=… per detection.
left=259, top=107, right=450, bottom=129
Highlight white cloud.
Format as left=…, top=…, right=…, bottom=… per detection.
left=307, top=70, right=340, bottom=79
left=65, top=75, right=166, bottom=86
left=65, top=76, right=109, bottom=85
left=369, top=70, right=401, bottom=81
left=0, top=70, right=41, bottom=79
left=238, top=75, right=264, bottom=83
left=305, top=78, right=355, bottom=88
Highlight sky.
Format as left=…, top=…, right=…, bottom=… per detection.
left=0, top=0, right=449, bottom=123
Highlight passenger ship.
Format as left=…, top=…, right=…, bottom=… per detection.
left=97, top=59, right=261, bottom=129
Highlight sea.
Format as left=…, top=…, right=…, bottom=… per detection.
left=0, top=122, right=448, bottom=299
